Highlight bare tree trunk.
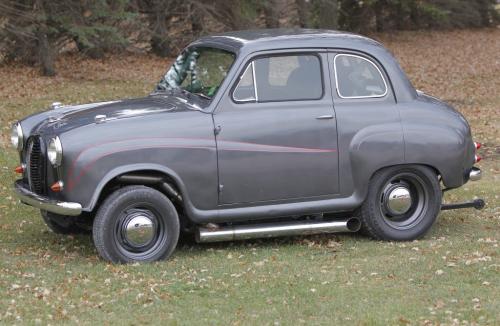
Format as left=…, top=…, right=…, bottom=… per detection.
left=148, top=1, right=171, bottom=57
left=374, top=0, right=385, bottom=32
left=281, top=0, right=300, bottom=27
left=296, top=0, right=310, bottom=27
left=34, top=0, right=55, bottom=76
left=313, top=0, right=338, bottom=29
left=263, top=0, right=280, bottom=28
left=190, top=3, right=203, bottom=36
left=36, top=28, right=55, bottom=76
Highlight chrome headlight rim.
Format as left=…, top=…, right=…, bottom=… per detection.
left=11, top=123, right=24, bottom=151
left=47, top=136, right=63, bottom=167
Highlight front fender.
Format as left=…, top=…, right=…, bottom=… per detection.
left=56, top=110, right=218, bottom=214
left=60, top=137, right=218, bottom=214
left=84, top=163, right=189, bottom=212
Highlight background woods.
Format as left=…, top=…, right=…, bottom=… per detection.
left=0, top=0, right=498, bottom=76
left=0, top=1, right=499, bottom=324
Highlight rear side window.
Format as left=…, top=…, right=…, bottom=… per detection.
left=334, top=54, right=387, bottom=98
left=233, top=54, right=323, bottom=102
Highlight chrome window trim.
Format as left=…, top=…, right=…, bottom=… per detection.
left=232, top=62, right=257, bottom=102
left=251, top=61, right=258, bottom=102
left=333, top=53, right=388, bottom=99
left=232, top=52, right=324, bottom=104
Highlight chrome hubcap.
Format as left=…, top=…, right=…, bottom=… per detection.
left=379, top=173, right=429, bottom=230
left=124, top=214, right=155, bottom=247
left=385, top=186, right=412, bottom=215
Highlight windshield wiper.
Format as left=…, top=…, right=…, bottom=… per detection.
left=192, top=92, right=212, bottom=100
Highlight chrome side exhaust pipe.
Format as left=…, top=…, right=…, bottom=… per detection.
left=195, top=218, right=361, bottom=243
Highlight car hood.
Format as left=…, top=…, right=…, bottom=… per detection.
left=26, top=94, right=206, bottom=135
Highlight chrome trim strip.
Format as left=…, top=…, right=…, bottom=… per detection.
left=196, top=218, right=361, bottom=243
left=469, top=167, right=481, bottom=181
left=232, top=62, right=256, bottom=102
left=14, top=180, right=82, bottom=216
left=51, top=102, right=62, bottom=109
left=49, top=136, right=63, bottom=167
left=13, top=122, right=24, bottom=151
left=333, top=53, right=389, bottom=99
left=252, top=61, right=258, bottom=102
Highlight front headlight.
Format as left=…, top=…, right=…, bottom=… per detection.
left=11, top=123, right=23, bottom=151
left=47, top=136, right=63, bottom=167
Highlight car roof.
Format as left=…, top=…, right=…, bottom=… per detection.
left=191, top=28, right=382, bottom=53
left=190, top=28, right=417, bottom=103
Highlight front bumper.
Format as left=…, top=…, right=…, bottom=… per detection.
left=14, top=180, right=82, bottom=216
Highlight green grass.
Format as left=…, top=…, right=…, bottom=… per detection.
left=0, top=31, right=499, bottom=324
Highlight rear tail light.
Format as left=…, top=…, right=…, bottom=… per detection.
left=14, top=165, right=24, bottom=174
left=474, top=141, right=482, bottom=163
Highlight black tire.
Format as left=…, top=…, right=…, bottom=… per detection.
left=92, top=186, right=180, bottom=263
left=357, top=165, right=441, bottom=241
left=41, top=210, right=89, bottom=234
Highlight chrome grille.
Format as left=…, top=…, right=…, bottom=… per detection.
left=25, top=136, right=45, bottom=194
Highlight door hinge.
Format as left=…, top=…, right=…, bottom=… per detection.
left=218, top=184, right=224, bottom=193
left=214, top=125, right=222, bottom=136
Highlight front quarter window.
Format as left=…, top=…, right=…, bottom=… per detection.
left=156, top=47, right=235, bottom=99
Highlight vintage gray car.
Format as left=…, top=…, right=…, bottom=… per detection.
left=12, top=29, right=484, bottom=263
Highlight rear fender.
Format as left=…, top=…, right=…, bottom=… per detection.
left=348, top=122, right=405, bottom=199
left=404, top=124, right=469, bottom=188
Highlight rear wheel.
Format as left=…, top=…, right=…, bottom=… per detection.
left=357, top=165, right=441, bottom=241
left=92, top=186, right=180, bottom=263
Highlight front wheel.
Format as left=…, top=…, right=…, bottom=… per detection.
left=92, top=186, right=180, bottom=263
left=357, top=165, right=441, bottom=241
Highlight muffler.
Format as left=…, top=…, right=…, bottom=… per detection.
left=195, top=218, right=361, bottom=243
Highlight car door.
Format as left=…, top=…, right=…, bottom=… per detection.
left=213, top=51, right=340, bottom=205
left=327, top=52, right=404, bottom=197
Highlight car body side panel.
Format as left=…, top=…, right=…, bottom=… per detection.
left=327, top=52, right=405, bottom=199
left=398, top=94, right=474, bottom=188
left=348, top=122, right=406, bottom=195
left=57, top=110, right=218, bottom=211
left=214, top=51, right=340, bottom=205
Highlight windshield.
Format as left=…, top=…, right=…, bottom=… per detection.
left=156, top=47, right=236, bottom=99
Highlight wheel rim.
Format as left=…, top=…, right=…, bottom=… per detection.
left=379, top=173, right=429, bottom=230
left=385, top=186, right=412, bottom=215
left=114, top=203, right=168, bottom=258
left=123, top=211, right=156, bottom=247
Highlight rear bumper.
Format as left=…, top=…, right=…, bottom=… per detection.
left=14, top=180, right=82, bottom=216
left=469, top=167, right=481, bottom=181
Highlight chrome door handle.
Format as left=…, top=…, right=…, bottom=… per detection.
left=316, top=115, right=334, bottom=120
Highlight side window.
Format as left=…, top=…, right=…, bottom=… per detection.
left=334, top=54, right=387, bottom=98
left=233, top=54, right=323, bottom=102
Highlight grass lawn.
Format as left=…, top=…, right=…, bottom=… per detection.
left=0, top=29, right=498, bottom=325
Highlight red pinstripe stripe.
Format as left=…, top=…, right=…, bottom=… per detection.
left=67, top=137, right=336, bottom=189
